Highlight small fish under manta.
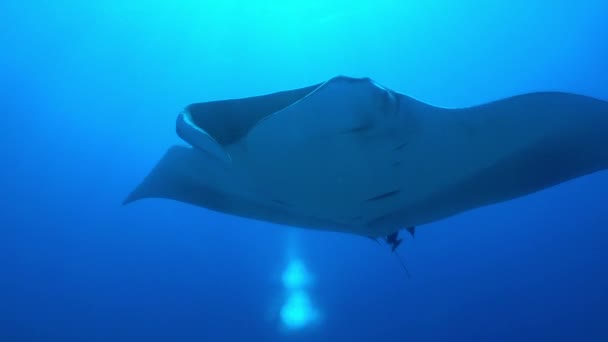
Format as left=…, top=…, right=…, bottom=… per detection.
left=124, top=76, right=608, bottom=259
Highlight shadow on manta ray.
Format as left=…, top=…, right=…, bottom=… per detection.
left=124, top=76, right=608, bottom=259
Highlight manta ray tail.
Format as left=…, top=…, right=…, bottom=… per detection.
left=394, top=250, right=411, bottom=279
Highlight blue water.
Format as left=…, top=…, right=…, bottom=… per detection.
left=2, top=1, right=608, bottom=341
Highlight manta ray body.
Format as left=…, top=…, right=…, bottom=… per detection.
left=124, top=76, right=608, bottom=238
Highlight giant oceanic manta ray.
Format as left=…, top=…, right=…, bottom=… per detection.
left=124, top=76, right=608, bottom=239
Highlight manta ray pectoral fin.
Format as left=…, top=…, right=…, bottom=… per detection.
left=122, top=146, right=343, bottom=231
left=123, top=146, right=209, bottom=205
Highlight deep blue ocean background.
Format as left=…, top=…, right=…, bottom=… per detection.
left=2, top=1, right=608, bottom=341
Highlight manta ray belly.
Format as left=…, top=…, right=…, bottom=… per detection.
left=227, top=77, right=411, bottom=230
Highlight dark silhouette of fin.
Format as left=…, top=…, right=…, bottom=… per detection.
left=379, top=231, right=411, bottom=278
left=385, top=231, right=403, bottom=252
left=406, top=226, right=416, bottom=238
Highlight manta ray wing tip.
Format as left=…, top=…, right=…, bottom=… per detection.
left=121, top=191, right=139, bottom=206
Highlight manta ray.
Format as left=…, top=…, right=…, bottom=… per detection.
left=124, top=76, right=608, bottom=240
